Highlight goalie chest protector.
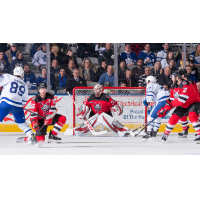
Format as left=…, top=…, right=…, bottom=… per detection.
left=84, top=93, right=117, bottom=115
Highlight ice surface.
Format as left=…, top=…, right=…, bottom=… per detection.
left=0, top=132, right=200, bottom=155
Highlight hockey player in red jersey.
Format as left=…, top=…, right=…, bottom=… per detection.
left=17, top=83, right=66, bottom=143
left=74, top=84, right=130, bottom=136
left=158, top=71, right=200, bottom=143
left=176, top=69, right=200, bottom=138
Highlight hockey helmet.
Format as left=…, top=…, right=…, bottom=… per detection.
left=173, top=71, right=182, bottom=79
left=146, top=76, right=156, bottom=83
left=94, top=84, right=103, bottom=97
left=13, top=67, right=24, bottom=77
left=179, top=69, right=188, bottom=78
left=38, top=83, right=47, bottom=90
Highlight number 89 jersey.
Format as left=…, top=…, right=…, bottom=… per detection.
left=0, top=74, right=28, bottom=107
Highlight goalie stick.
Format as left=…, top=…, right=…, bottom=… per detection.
left=67, top=92, right=107, bottom=136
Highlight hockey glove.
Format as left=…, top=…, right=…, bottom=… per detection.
left=44, top=118, right=53, bottom=125
left=110, top=105, right=123, bottom=116
left=31, top=121, right=39, bottom=131
left=158, top=102, right=172, bottom=118
left=76, top=104, right=90, bottom=120
left=143, top=99, right=149, bottom=107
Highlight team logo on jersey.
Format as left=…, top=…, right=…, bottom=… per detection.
left=39, top=102, right=50, bottom=113
left=93, top=102, right=102, bottom=112
left=174, top=91, right=180, bottom=99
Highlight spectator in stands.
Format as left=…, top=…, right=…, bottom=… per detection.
left=98, top=65, right=114, bottom=87
left=51, top=45, right=64, bottom=64
left=60, top=49, right=78, bottom=68
left=132, top=59, right=145, bottom=86
left=138, top=43, right=156, bottom=66
left=119, top=61, right=128, bottom=80
left=189, top=60, right=199, bottom=81
left=4, top=43, right=19, bottom=65
left=186, top=65, right=198, bottom=83
left=95, top=43, right=106, bottom=54
left=161, top=51, right=174, bottom=69
left=55, top=68, right=68, bottom=91
left=98, top=43, right=114, bottom=65
left=64, top=59, right=77, bottom=78
left=120, top=69, right=137, bottom=87
left=36, top=67, right=52, bottom=88
left=30, top=43, right=42, bottom=57
left=0, top=51, right=9, bottom=73
left=176, top=50, right=189, bottom=69
left=23, top=64, right=37, bottom=90
left=65, top=68, right=87, bottom=93
left=156, top=43, right=170, bottom=62
left=120, top=43, right=137, bottom=66
left=151, top=61, right=163, bottom=80
left=76, top=43, right=95, bottom=59
left=120, top=81, right=127, bottom=87
left=130, top=43, right=145, bottom=56
left=0, top=43, right=8, bottom=53
left=150, top=43, right=163, bottom=53
left=159, top=66, right=172, bottom=90
left=79, top=58, right=96, bottom=82
left=10, top=52, right=27, bottom=73
left=32, top=43, right=47, bottom=69
left=138, top=67, right=152, bottom=87
left=196, top=82, right=200, bottom=92
left=169, top=59, right=177, bottom=73
left=50, top=59, right=60, bottom=79
left=190, top=44, right=200, bottom=67
left=93, top=61, right=107, bottom=82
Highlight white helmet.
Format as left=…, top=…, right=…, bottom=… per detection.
left=13, top=67, right=24, bottom=77
left=94, top=84, right=103, bottom=97
left=146, top=76, right=156, bottom=83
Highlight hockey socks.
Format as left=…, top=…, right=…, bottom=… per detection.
left=180, top=116, right=188, bottom=131
left=52, top=116, right=66, bottom=136
left=164, top=114, right=180, bottom=135
left=188, top=112, right=200, bottom=135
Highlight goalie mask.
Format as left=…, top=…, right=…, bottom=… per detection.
left=94, top=84, right=103, bottom=97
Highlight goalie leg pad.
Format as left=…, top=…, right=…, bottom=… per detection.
left=98, top=113, right=129, bottom=136
left=17, top=122, right=33, bottom=137
left=74, top=114, right=100, bottom=136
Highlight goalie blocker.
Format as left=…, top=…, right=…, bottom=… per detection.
left=74, top=84, right=129, bottom=136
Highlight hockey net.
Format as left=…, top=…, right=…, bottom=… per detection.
left=72, top=87, right=147, bottom=136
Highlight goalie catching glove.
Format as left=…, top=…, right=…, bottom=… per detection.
left=110, top=104, right=123, bottom=116
left=76, top=104, right=90, bottom=120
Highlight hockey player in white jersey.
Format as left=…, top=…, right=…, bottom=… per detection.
left=0, top=67, right=37, bottom=145
left=142, top=76, right=170, bottom=140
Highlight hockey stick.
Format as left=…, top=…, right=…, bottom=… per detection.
left=24, top=108, right=56, bottom=120
left=67, top=92, right=107, bottom=136
left=133, top=109, right=166, bottom=137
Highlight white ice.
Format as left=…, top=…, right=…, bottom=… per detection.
left=0, top=132, right=200, bottom=155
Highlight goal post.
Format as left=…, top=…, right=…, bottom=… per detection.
left=72, top=86, right=147, bottom=136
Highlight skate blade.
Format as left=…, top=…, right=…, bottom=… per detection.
left=196, top=140, right=200, bottom=144
left=178, top=136, right=187, bottom=138
left=48, top=139, right=61, bottom=144
left=162, top=140, right=166, bottom=143
left=142, top=138, right=152, bottom=142
left=152, top=137, right=156, bottom=141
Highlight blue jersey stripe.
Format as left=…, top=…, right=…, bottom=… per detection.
left=1, top=97, right=22, bottom=105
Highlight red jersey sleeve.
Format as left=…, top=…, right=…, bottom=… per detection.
left=30, top=97, right=39, bottom=122
left=49, top=98, right=56, bottom=115
left=171, top=85, right=190, bottom=107
left=108, top=97, right=118, bottom=108
left=83, top=98, right=91, bottom=107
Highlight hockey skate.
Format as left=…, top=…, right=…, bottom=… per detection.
left=151, top=130, right=158, bottom=140
left=16, top=137, right=26, bottom=143
left=142, top=131, right=152, bottom=142
left=161, top=134, right=168, bottom=143
left=48, top=131, right=61, bottom=143
left=194, top=134, right=200, bottom=144
left=178, top=126, right=189, bottom=138
left=27, top=134, right=38, bottom=146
